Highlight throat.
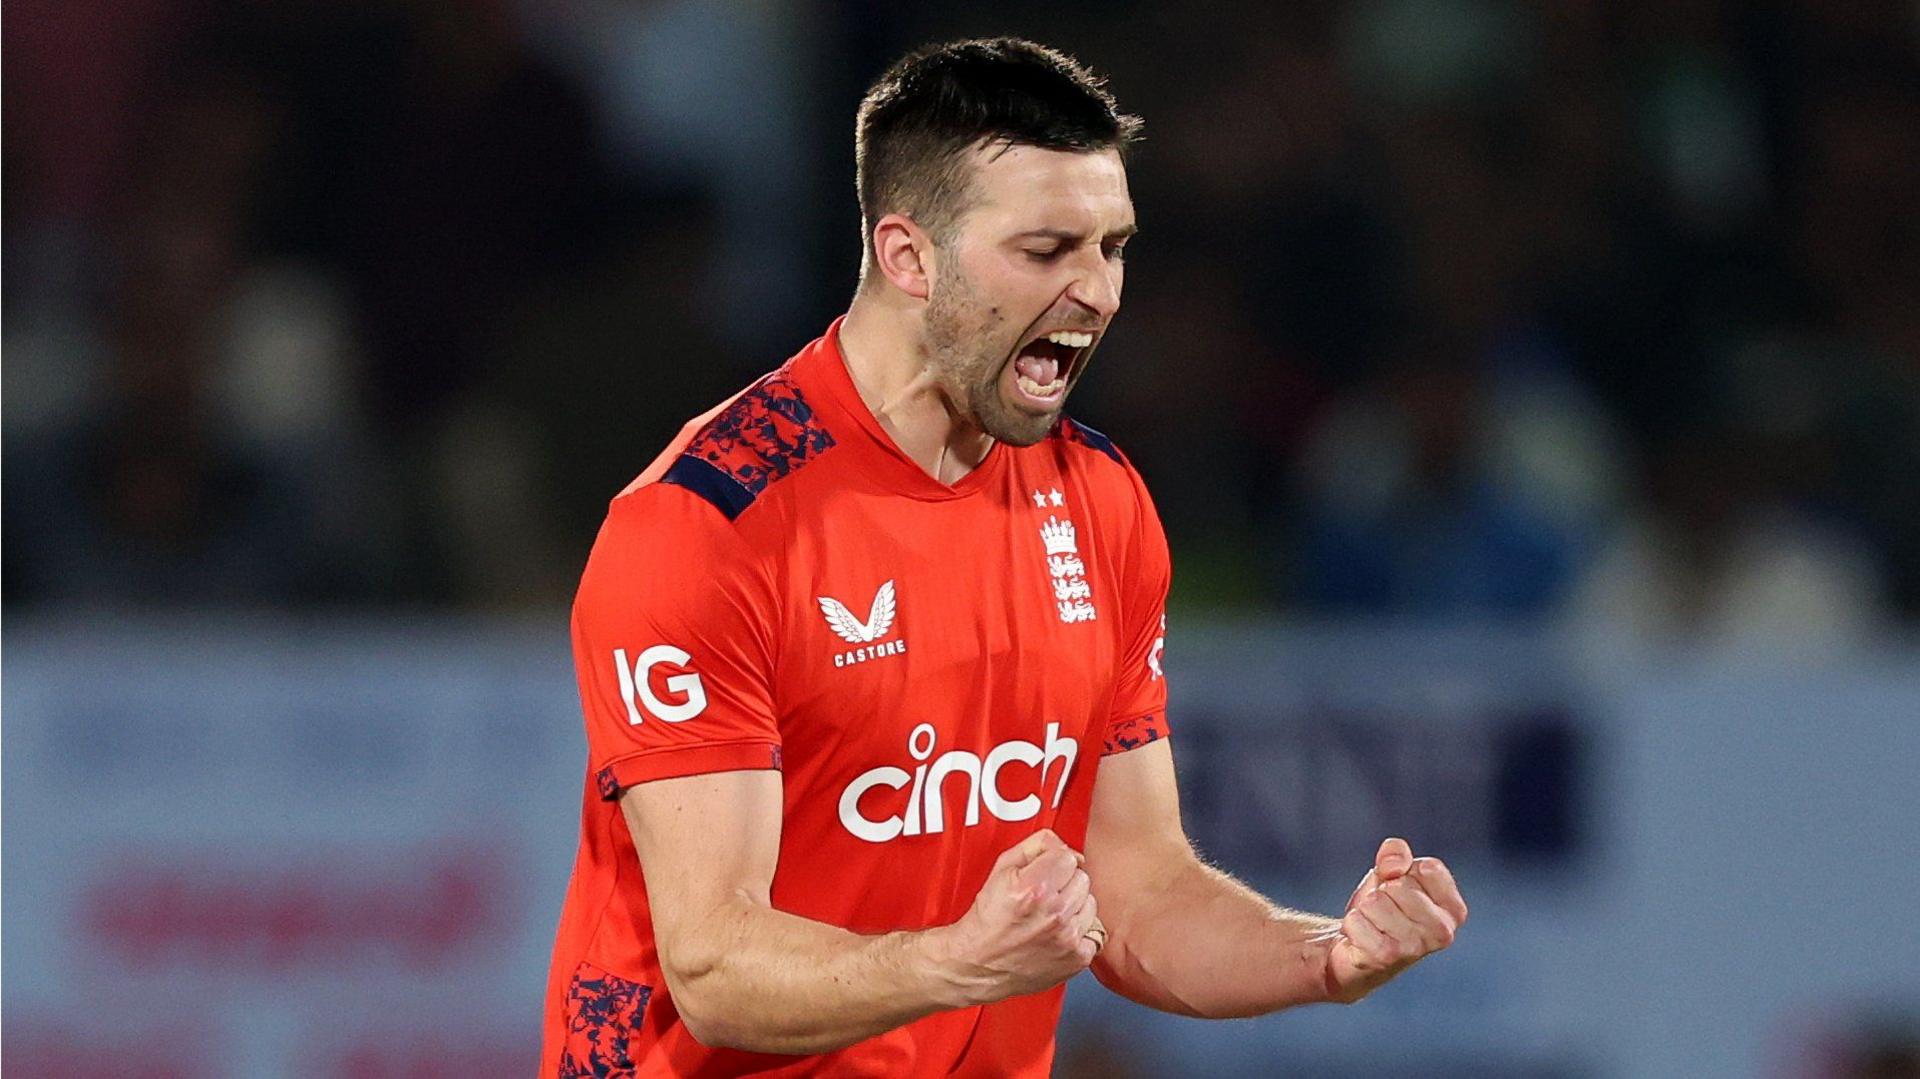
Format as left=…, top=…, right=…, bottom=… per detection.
left=870, top=384, right=993, bottom=486
left=835, top=309, right=994, bottom=485
left=931, top=429, right=994, bottom=485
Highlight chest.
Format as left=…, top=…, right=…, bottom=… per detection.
left=767, top=473, right=1121, bottom=774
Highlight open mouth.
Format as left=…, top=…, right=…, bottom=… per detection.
left=1009, top=329, right=1097, bottom=409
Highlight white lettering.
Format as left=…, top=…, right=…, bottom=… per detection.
left=835, top=638, right=909, bottom=669
left=902, top=724, right=935, bottom=836
left=613, top=645, right=708, bottom=725
left=837, top=723, right=1082, bottom=843
left=837, top=766, right=911, bottom=842
left=923, top=750, right=983, bottom=833
left=1041, top=722, right=1078, bottom=808
left=982, top=739, right=1044, bottom=822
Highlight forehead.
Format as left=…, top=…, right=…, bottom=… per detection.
left=960, top=144, right=1133, bottom=231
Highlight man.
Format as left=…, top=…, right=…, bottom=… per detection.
left=542, top=37, right=1467, bottom=1076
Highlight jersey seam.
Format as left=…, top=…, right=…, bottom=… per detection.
left=661, top=368, right=840, bottom=521
left=1052, top=416, right=1130, bottom=470
left=653, top=436, right=845, bottom=529
left=597, top=737, right=783, bottom=776
left=579, top=801, right=626, bottom=991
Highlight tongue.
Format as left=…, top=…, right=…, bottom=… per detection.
left=1015, top=345, right=1060, bottom=386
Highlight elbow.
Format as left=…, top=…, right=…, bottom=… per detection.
left=677, top=1006, right=751, bottom=1052
left=1090, top=938, right=1209, bottom=1019
left=664, top=970, right=755, bottom=1051
left=660, top=949, right=824, bottom=1055
left=658, top=938, right=747, bottom=1050
left=664, top=979, right=723, bottom=1049
left=655, top=907, right=866, bottom=1055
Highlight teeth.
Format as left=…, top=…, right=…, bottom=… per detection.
left=1043, top=330, right=1094, bottom=349
left=1017, top=374, right=1067, bottom=398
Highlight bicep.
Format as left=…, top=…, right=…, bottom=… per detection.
left=1083, top=739, right=1193, bottom=903
left=620, top=769, right=783, bottom=952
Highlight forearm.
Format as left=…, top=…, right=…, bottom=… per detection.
left=666, top=891, right=973, bottom=1054
left=1094, top=856, right=1342, bottom=1018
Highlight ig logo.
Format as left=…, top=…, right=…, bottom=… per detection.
left=613, top=646, right=708, bottom=724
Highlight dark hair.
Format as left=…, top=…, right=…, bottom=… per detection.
left=854, top=38, right=1141, bottom=255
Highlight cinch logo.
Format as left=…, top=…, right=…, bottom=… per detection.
left=837, top=723, right=1079, bottom=844
left=613, top=645, right=707, bottom=724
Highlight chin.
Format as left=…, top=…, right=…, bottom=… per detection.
left=965, top=377, right=1065, bottom=446
left=982, top=409, right=1060, bottom=447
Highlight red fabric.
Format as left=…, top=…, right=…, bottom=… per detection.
left=542, top=320, right=1173, bottom=1076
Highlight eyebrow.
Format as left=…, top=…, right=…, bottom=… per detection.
left=1014, top=224, right=1139, bottom=243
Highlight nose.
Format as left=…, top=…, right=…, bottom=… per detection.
left=1065, top=254, right=1121, bottom=322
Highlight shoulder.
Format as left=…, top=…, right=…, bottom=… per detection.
left=1048, top=415, right=1152, bottom=507
left=1046, top=415, right=1167, bottom=558
left=1050, top=414, right=1129, bottom=469
left=578, top=480, right=778, bottom=630
left=586, top=482, right=752, bottom=587
left=622, top=363, right=841, bottom=522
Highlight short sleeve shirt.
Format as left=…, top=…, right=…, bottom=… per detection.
left=542, top=319, right=1172, bottom=1077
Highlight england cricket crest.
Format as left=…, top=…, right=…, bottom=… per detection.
left=1039, top=514, right=1097, bottom=624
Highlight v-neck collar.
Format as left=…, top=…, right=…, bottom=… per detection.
left=796, top=316, right=1008, bottom=502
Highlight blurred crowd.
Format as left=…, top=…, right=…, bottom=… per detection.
left=6, top=0, right=1918, bottom=649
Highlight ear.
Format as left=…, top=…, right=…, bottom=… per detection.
left=869, top=212, right=935, bottom=300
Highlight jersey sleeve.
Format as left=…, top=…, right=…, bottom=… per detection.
left=570, top=485, right=782, bottom=800
left=1103, top=465, right=1172, bottom=756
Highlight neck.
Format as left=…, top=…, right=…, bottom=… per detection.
left=838, top=293, right=995, bottom=485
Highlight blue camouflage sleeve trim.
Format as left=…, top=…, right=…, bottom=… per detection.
left=1103, top=712, right=1169, bottom=755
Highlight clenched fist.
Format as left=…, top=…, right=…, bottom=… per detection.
left=935, top=828, right=1103, bottom=1005
left=1324, top=838, right=1468, bottom=1003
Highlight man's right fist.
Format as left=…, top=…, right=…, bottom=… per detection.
left=936, top=829, right=1102, bottom=1004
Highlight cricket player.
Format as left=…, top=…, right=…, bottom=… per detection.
left=543, top=36, right=1468, bottom=1076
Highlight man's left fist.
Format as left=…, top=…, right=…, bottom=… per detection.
left=1323, top=837, right=1468, bottom=1003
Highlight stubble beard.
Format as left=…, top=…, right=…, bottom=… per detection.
left=923, top=263, right=1059, bottom=448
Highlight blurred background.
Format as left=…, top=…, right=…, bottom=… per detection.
left=5, top=1, right=1918, bottom=1076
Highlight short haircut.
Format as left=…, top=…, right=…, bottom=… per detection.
left=854, top=38, right=1142, bottom=259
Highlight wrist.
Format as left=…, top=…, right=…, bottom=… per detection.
left=1318, top=935, right=1365, bottom=1005
left=1320, top=947, right=1352, bottom=1004
left=912, top=923, right=991, bottom=1009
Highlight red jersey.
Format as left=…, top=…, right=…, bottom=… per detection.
left=542, top=319, right=1172, bottom=1076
